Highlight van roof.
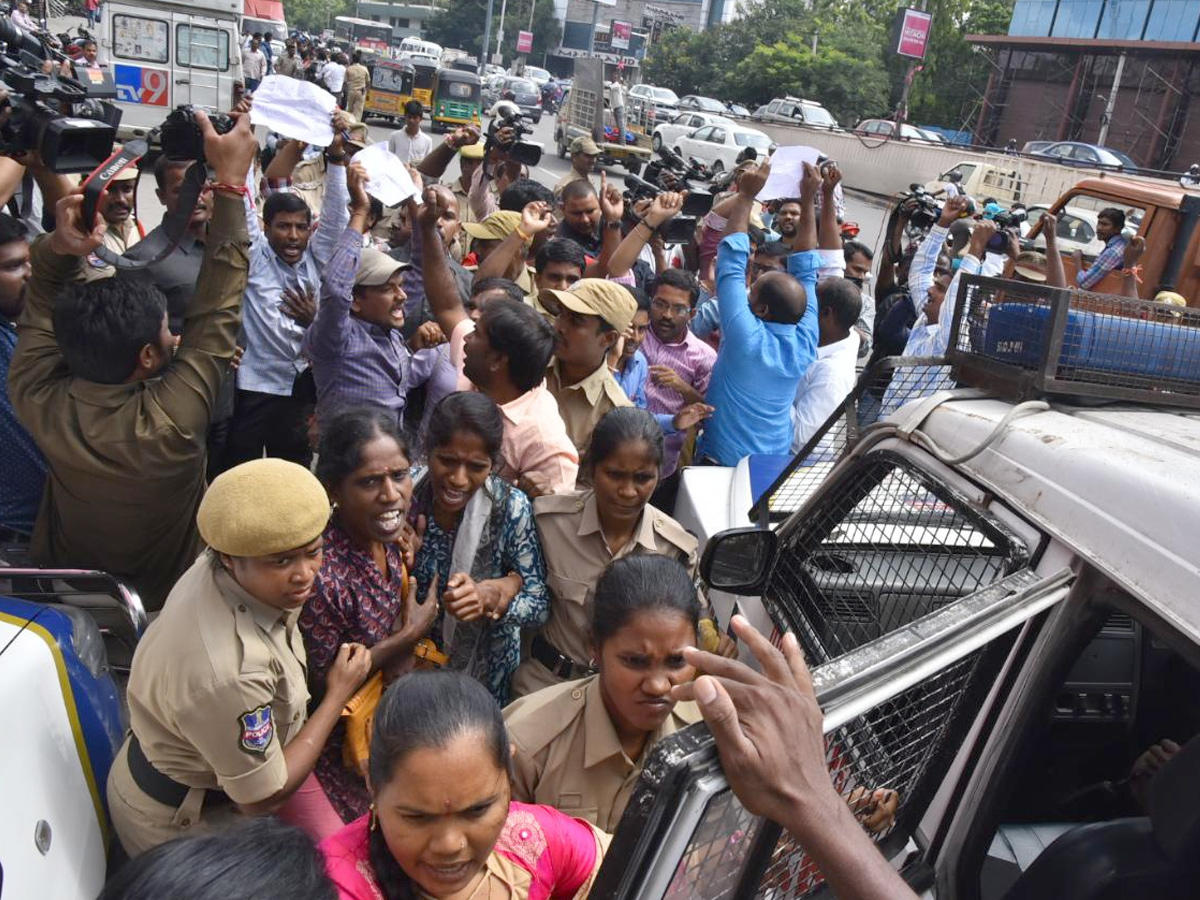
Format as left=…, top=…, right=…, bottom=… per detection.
left=916, top=397, right=1200, bottom=640
left=1067, top=176, right=1199, bottom=208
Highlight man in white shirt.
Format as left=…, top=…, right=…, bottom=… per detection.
left=607, top=74, right=626, bottom=142
left=10, top=1, right=36, bottom=31
left=791, top=277, right=862, bottom=453
left=241, top=37, right=267, bottom=92
left=322, top=52, right=347, bottom=101
left=388, top=100, right=433, bottom=164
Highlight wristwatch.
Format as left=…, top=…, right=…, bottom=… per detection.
left=604, top=220, right=623, bottom=230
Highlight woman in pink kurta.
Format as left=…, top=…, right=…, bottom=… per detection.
left=319, top=670, right=607, bottom=900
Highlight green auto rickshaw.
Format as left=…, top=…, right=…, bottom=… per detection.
left=431, top=68, right=482, bottom=133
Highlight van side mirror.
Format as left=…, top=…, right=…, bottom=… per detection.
left=699, top=527, right=778, bottom=595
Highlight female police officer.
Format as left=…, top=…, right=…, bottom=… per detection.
left=106, top=458, right=373, bottom=855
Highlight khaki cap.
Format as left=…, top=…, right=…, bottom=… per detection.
left=1013, top=250, right=1048, bottom=282
left=1155, top=290, right=1187, bottom=308
left=539, top=278, right=636, bottom=331
left=198, top=459, right=329, bottom=557
left=569, top=135, right=601, bottom=155
left=462, top=210, right=522, bottom=241
left=355, top=247, right=410, bottom=287
left=459, top=143, right=486, bottom=159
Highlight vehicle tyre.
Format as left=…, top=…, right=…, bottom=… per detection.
left=533, top=113, right=542, bottom=124
left=557, top=135, right=567, bottom=158
left=652, top=132, right=662, bottom=151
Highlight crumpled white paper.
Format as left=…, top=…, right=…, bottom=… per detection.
left=249, top=76, right=337, bottom=146
left=353, top=143, right=423, bottom=207
left=758, top=145, right=821, bottom=201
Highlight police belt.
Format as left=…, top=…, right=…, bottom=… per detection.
left=127, top=733, right=232, bottom=810
left=530, top=634, right=593, bottom=681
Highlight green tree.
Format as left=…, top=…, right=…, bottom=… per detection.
left=500, top=0, right=562, bottom=64
left=424, top=0, right=489, bottom=58
left=286, top=0, right=352, bottom=33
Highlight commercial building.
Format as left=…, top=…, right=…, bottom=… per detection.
left=351, top=1, right=438, bottom=42
left=969, top=0, right=1200, bottom=171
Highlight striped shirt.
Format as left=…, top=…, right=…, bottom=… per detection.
left=640, top=325, right=715, bottom=475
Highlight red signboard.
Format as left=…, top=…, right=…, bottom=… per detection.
left=893, top=8, right=933, bottom=60
left=611, top=20, right=632, bottom=50
left=517, top=30, right=534, bottom=53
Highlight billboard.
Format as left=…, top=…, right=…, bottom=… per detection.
left=892, top=7, right=933, bottom=60
left=611, top=20, right=632, bottom=49
left=516, top=30, right=533, bottom=53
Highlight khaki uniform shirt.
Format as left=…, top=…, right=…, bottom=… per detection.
left=276, top=53, right=301, bottom=78
left=9, top=194, right=249, bottom=611
left=553, top=168, right=594, bottom=198
left=504, top=674, right=702, bottom=831
left=545, top=359, right=632, bottom=456
left=344, top=62, right=369, bottom=93
left=510, top=490, right=697, bottom=698
left=83, top=217, right=141, bottom=282
left=106, top=553, right=310, bottom=854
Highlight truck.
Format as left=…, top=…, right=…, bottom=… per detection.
left=97, top=0, right=244, bottom=143
left=553, top=57, right=650, bottom=176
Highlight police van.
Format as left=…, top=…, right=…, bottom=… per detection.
left=94, top=0, right=244, bottom=142
left=7, top=277, right=1200, bottom=896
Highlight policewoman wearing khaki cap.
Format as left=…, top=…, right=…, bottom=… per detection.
left=106, top=458, right=372, bottom=855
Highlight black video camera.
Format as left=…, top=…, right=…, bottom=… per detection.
left=900, top=184, right=942, bottom=229
left=986, top=208, right=1027, bottom=253
left=620, top=173, right=707, bottom=245
left=0, top=18, right=121, bottom=172
left=159, top=104, right=234, bottom=162
left=488, top=108, right=542, bottom=167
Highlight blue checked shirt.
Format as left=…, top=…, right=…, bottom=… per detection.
left=1076, top=233, right=1129, bottom=291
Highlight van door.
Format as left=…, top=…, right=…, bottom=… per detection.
left=106, top=5, right=174, bottom=137
left=173, top=13, right=235, bottom=111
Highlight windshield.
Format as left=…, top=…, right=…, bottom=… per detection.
left=1107, top=148, right=1138, bottom=168
left=735, top=132, right=771, bottom=149
left=652, top=88, right=679, bottom=103
left=526, top=67, right=549, bottom=81
left=507, top=80, right=536, bottom=94
left=803, top=105, right=836, bottom=126
left=244, top=18, right=286, bottom=41
left=693, top=96, right=726, bottom=112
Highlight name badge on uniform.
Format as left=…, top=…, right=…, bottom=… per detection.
left=239, top=704, right=274, bottom=755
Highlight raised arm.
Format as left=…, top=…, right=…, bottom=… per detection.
left=607, top=191, right=683, bottom=279
left=909, top=196, right=966, bottom=315
left=473, top=200, right=551, bottom=285
left=588, top=173, right=626, bottom=277
left=305, top=163, right=369, bottom=364
left=310, top=115, right=355, bottom=267
left=1039, top=212, right=1068, bottom=290
left=418, top=185, right=468, bottom=335
left=415, top=126, right=480, bottom=180
left=1117, top=235, right=1145, bottom=300
left=818, top=163, right=843, bottom=252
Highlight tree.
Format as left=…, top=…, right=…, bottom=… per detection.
left=287, top=0, right=352, bottom=34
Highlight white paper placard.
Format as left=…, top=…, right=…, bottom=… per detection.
left=758, top=145, right=821, bottom=201
left=354, top=143, right=422, bottom=207
left=249, top=76, right=337, bottom=146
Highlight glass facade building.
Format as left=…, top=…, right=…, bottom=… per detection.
left=1008, top=0, right=1200, bottom=41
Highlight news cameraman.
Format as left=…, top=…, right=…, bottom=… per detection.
left=468, top=103, right=531, bottom=222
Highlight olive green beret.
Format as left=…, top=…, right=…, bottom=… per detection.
left=198, top=459, right=330, bottom=557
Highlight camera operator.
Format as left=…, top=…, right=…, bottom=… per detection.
left=8, top=109, right=258, bottom=612
left=469, top=107, right=529, bottom=222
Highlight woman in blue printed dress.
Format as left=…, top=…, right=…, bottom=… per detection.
left=300, top=406, right=438, bottom=830
left=409, top=392, right=550, bottom=706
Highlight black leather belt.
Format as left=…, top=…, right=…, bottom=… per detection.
left=127, top=734, right=230, bottom=810
left=531, top=634, right=591, bottom=681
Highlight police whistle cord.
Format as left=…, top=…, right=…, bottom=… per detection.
left=80, top=139, right=208, bottom=271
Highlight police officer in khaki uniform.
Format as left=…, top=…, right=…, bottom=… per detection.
left=504, top=554, right=703, bottom=831
left=540, top=279, right=636, bottom=456
left=106, top=459, right=372, bottom=855
left=510, top=408, right=698, bottom=699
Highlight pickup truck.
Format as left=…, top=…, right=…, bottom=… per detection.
left=552, top=57, right=650, bottom=176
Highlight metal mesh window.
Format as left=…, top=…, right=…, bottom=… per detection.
left=950, top=274, right=1200, bottom=407
left=661, top=791, right=765, bottom=900
left=768, top=453, right=1024, bottom=664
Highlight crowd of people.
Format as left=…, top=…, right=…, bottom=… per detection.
left=0, top=67, right=1155, bottom=899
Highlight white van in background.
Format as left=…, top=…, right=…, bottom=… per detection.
left=97, top=0, right=243, bottom=142
left=399, top=36, right=443, bottom=61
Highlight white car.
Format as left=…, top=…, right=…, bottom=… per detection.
left=651, top=111, right=734, bottom=154
left=674, top=122, right=775, bottom=174
left=628, top=84, right=679, bottom=122
left=522, top=65, right=552, bottom=85
left=1025, top=205, right=1108, bottom=256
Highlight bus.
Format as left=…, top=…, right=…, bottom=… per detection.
left=333, top=16, right=392, bottom=53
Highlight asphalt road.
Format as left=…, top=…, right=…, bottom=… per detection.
left=132, top=110, right=889, bottom=252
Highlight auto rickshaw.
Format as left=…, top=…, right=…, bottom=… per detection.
left=363, top=58, right=415, bottom=123
left=410, top=58, right=438, bottom=109
left=431, top=68, right=481, bottom=133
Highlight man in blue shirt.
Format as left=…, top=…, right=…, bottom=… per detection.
left=697, top=159, right=824, bottom=466
left=0, top=213, right=43, bottom=537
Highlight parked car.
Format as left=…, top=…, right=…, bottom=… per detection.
left=855, top=118, right=943, bottom=142
left=488, top=76, right=542, bottom=122
left=1023, top=205, right=1107, bottom=256
left=725, top=102, right=752, bottom=117
left=674, top=121, right=775, bottom=174
left=1021, top=140, right=1053, bottom=154
left=651, top=111, right=735, bottom=153
left=483, top=63, right=505, bottom=78
left=677, top=95, right=729, bottom=114
left=754, top=96, right=839, bottom=129
left=627, top=83, right=679, bottom=124
left=522, top=65, right=551, bottom=85
left=1030, top=140, right=1139, bottom=171
left=481, top=73, right=506, bottom=107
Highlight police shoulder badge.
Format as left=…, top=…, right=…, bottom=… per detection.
left=238, top=704, right=274, bottom=755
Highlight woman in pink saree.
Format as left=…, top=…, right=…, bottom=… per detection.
left=320, top=670, right=608, bottom=900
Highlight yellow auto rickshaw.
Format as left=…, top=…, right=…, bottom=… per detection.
left=431, top=68, right=481, bottom=133
left=364, top=58, right=415, bottom=123
left=410, top=58, right=438, bottom=109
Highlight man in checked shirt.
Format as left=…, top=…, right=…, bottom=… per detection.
left=304, top=164, right=441, bottom=431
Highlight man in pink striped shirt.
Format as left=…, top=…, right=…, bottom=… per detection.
left=640, top=267, right=716, bottom=505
